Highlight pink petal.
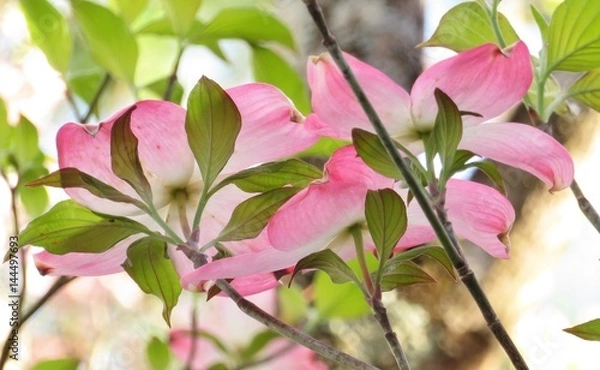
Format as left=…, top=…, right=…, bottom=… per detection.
left=446, top=179, right=515, bottom=258
left=411, top=42, right=532, bottom=129
left=268, top=146, right=393, bottom=252
left=57, top=100, right=194, bottom=215
left=33, top=236, right=136, bottom=276
left=459, top=123, right=574, bottom=191
left=223, top=83, right=319, bottom=174
left=263, top=340, right=328, bottom=370
left=307, top=52, right=413, bottom=141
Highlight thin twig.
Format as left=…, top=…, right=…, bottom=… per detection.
left=570, top=180, right=600, bottom=233
left=82, top=74, right=111, bottom=124
left=215, top=280, right=378, bottom=370
left=65, top=89, right=84, bottom=122
left=301, top=1, right=529, bottom=368
left=163, top=46, right=185, bottom=101
left=371, top=289, right=411, bottom=370
left=0, top=276, right=76, bottom=367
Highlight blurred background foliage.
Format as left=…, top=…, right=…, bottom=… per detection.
left=1, top=0, right=600, bottom=369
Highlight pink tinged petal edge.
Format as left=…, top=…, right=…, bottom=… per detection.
left=459, top=123, right=574, bottom=191
left=33, top=235, right=138, bottom=276
left=57, top=100, right=194, bottom=215
left=223, top=83, right=319, bottom=174
left=446, top=179, right=515, bottom=258
left=268, top=147, right=393, bottom=252
left=307, top=52, right=412, bottom=140
left=410, top=41, right=533, bottom=128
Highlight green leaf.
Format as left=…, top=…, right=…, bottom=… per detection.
left=419, top=2, right=519, bottom=52
left=110, top=106, right=153, bottom=205
left=123, top=237, right=182, bottom=326
left=251, top=45, right=310, bottom=114
left=18, top=166, right=49, bottom=218
left=159, top=0, right=202, bottom=37
left=432, top=89, right=463, bottom=182
left=313, top=271, right=370, bottom=319
left=141, top=77, right=184, bottom=104
left=352, top=128, right=402, bottom=180
left=239, top=330, right=280, bottom=362
left=278, top=285, right=308, bottom=324
left=110, top=0, right=148, bottom=25
left=530, top=5, right=549, bottom=42
left=20, top=0, right=72, bottom=73
left=546, top=0, right=600, bottom=72
left=213, top=159, right=321, bottom=194
left=31, top=358, right=80, bottom=370
left=186, top=76, right=241, bottom=189
left=378, top=261, right=436, bottom=292
left=28, top=167, right=147, bottom=209
left=564, top=318, right=600, bottom=341
left=365, top=189, right=407, bottom=283
left=12, top=116, right=43, bottom=172
left=188, top=7, right=295, bottom=50
left=17, top=200, right=154, bottom=256
left=291, top=249, right=361, bottom=286
left=385, top=245, right=456, bottom=280
left=447, top=149, right=475, bottom=175
left=217, top=188, right=298, bottom=241
left=567, top=68, right=600, bottom=111
left=0, top=99, right=12, bottom=158
left=461, top=160, right=507, bottom=195
left=146, top=336, right=171, bottom=370
left=72, top=0, right=138, bottom=82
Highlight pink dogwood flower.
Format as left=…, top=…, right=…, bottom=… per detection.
left=183, top=145, right=515, bottom=286
left=306, top=42, right=574, bottom=191
left=34, top=83, right=319, bottom=294
left=169, top=290, right=326, bottom=369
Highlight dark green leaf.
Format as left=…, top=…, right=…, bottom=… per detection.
left=213, top=159, right=321, bottom=194
left=419, top=2, right=519, bottom=52
left=567, top=68, right=600, bottom=111
left=31, top=358, right=79, bottom=370
left=239, top=330, right=279, bottom=362
left=146, top=336, right=171, bottom=370
left=447, top=149, right=475, bottom=175
left=378, top=261, right=436, bottom=292
left=20, top=0, right=72, bottom=73
left=72, top=0, right=138, bottom=82
left=291, top=249, right=360, bottom=286
left=217, top=188, right=298, bottom=241
left=28, top=167, right=146, bottom=209
left=17, top=200, right=154, bottom=255
left=530, top=5, right=549, bottom=42
left=188, top=7, right=295, bottom=50
left=385, top=245, right=456, bottom=280
left=110, top=106, right=153, bottom=205
left=313, top=271, right=370, bottom=319
left=251, top=45, right=310, bottom=114
left=564, top=318, right=600, bottom=341
left=123, top=237, right=182, bottom=326
left=365, top=189, right=407, bottom=277
left=546, top=0, right=600, bottom=72
left=352, top=128, right=402, bottom=180
left=186, top=76, right=241, bottom=188
left=462, top=160, right=507, bottom=195
left=432, top=89, right=463, bottom=181
left=159, top=0, right=202, bottom=37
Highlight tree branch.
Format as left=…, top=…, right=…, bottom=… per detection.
left=301, top=1, right=528, bottom=368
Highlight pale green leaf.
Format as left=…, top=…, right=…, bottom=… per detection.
left=110, top=0, right=148, bottom=25
left=31, top=358, right=79, bottom=370
left=21, top=0, right=72, bottom=73
left=123, top=237, right=182, bottom=326
left=546, top=0, right=600, bottom=72
left=278, top=285, right=308, bottom=324
left=567, top=68, right=600, bottom=111
left=530, top=5, right=549, bottom=42
left=251, top=45, right=310, bottom=114
left=313, top=271, right=370, bottom=319
left=159, top=0, right=202, bottom=37
left=146, top=336, right=171, bottom=370
left=72, top=0, right=138, bottom=82
left=419, top=1, right=519, bottom=52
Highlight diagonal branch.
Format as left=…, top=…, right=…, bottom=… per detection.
left=301, top=1, right=529, bottom=368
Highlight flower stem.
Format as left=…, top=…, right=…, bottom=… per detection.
left=82, top=74, right=111, bottom=124
left=163, top=45, right=185, bottom=102
left=301, top=1, right=528, bottom=368
left=350, top=226, right=412, bottom=370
